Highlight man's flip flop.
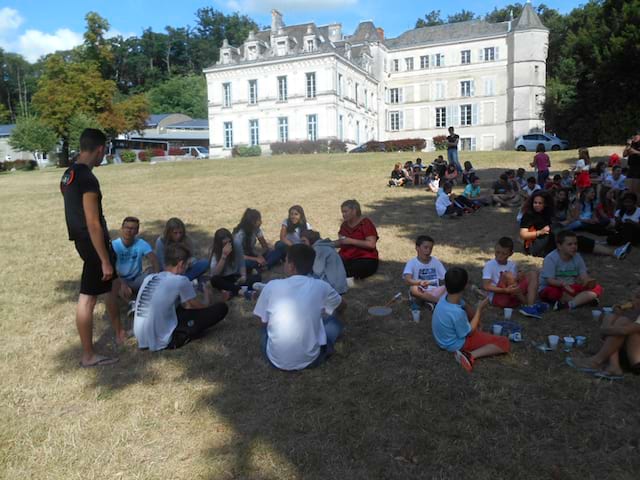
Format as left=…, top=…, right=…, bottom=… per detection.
left=80, top=355, right=119, bottom=368
left=565, top=357, right=598, bottom=373
left=593, top=371, right=624, bottom=381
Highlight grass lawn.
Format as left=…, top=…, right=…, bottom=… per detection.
left=1, top=147, right=639, bottom=479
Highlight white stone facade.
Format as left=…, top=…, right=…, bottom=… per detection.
left=204, top=5, right=548, bottom=157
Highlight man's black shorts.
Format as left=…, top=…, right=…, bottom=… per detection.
left=74, top=239, right=117, bottom=296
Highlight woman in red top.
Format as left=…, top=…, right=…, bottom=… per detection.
left=336, top=199, right=379, bottom=279
left=530, top=143, right=551, bottom=187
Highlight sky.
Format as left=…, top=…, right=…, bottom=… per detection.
left=1, top=1, right=582, bottom=63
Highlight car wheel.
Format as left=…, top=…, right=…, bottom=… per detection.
left=516, top=146, right=526, bottom=151
left=551, top=145, right=560, bottom=151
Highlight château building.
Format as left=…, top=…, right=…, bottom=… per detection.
left=204, top=3, right=548, bottom=157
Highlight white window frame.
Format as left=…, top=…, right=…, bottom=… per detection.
left=460, top=137, right=476, bottom=151
left=223, top=121, right=233, bottom=148
left=392, top=59, right=399, bottom=72
left=435, top=107, right=447, bottom=128
left=420, top=55, right=429, bottom=69
left=278, top=76, right=288, bottom=101
left=460, top=80, right=473, bottom=98
left=278, top=117, right=288, bottom=142
left=484, top=47, right=496, bottom=61
left=248, top=79, right=258, bottom=105
left=222, top=83, right=231, bottom=108
left=461, top=50, right=471, bottom=65
left=306, top=72, right=316, bottom=99
left=337, top=73, right=343, bottom=98
left=389, top=111, right=402, bottom=131
left=307, top=114, right=318, bottom=141
left=460, top=104, right=472, bottom=126
left=405, top=57, right=414, bottom=71
left=433, top=53, right=444, bottom=67
left=249, top=119, right=259, bottom=146
left=389, top=88, right=401, bottom=104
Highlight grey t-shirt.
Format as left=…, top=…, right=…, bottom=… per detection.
left=209, top=238, right=245, bottom=277
left=133, top=271, right=196, bottom=351
left=539, top=250, right=587, bottom=291
left=233, top=228, right=263, bottom=256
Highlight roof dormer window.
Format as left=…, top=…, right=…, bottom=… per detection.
left=276, top=40, right=287, bottom=56
left=306, top=39, right=315, bottom=52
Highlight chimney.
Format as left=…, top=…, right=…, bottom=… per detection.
left=328, top=23, right=342, bottom=42
left=271, top=10, right=284, bottom=33
left=376, top=27, right=384, bottom=41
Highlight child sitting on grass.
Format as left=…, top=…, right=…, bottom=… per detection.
left=403, top=235, right=447, bottom=311
left=436, top=182, right=474, bottom=217
left=300, top=229, right=348, bottom=294
left=539, top=230, right=603, bottom=311
left=432, top=267, right=510, bottom=373
left=482, top=237, right=546, bottom=318
left=253, top=244, right=345, bottom=371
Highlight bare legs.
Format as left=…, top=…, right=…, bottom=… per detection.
left=76, top=291, right=125, bottom=366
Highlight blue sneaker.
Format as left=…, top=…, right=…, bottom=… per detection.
left=614, top=242, right=631, bottom=260
left=535, top=302, right=550, bottom=313
left=519, top=305, right=542, bottom=319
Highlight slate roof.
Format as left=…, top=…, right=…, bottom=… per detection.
left=347, top=22, right=381, bottom=43
left=166, top=119, right=209, bottom=130
left=385, top=20, right=510, bottom=50
left=146, top=114, right=174, bottom=128
left=0, top=124, right=15, bottom=137
left=514, top=3, right=548, bottom=30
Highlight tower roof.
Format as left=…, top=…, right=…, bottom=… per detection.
left=513, top=3, right=547, bottom=31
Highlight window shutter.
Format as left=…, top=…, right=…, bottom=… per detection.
left=420, top=107, right=429, bottom=128
left=404, top=109, right=413, bottom=130
left=471, top=137, right=477, bottom=151
left=478, top=49, right=484, bottom=62
left=404, top=86, right=414, bottom=102
left=399, top=88, right=404, bottom=103
left=420, top=83, right=429, bottom=101
left=447, top=105, right=459, bottom=127
left=430, top=55, right=435, bottom=68
left=470, top=80, right=475, bottom=96
left=441, top=54, right=445, bottom=67
left=472, top=104, right=479, bottom=125
left=495, top=46, right=500, bottom=60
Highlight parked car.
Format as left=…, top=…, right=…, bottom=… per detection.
left=180, top=146, right=209, bottom=158
left=515, top=133, right=569, bottom=151
left=349, top=141, right=387, bottom=153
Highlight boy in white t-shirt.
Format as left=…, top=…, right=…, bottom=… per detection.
left=403, top=235, right=447, bottom=310
left=253, top=244, right=345, bottom=371
left=481, top=237, right=547, bottom=319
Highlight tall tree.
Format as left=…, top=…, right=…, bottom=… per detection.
left=415, top=10, right=444, bottom=28
left=9, top=115, right=58, bottom=164
left=146, top=75, right=207, bottom=118
left=83, top=12, right=114, bottom=78
left=447, top=10, right=477, bottom=23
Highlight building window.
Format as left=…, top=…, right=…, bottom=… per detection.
left=306, top=39, right=315, bottom=51
left=434, top=53, right=444, bottom=67
left=461, top=50, right=471, bottom=65
left=484, top=78, right=495, bottom=96
left=355, top=82, right=359, bottom=105
left=223, top=121, right=233, bottom=148
left=278, top=76, right=288, bottom=101
left=392, top=59, right=399, bottom=72
left=307, top=114, right=318, bottom=141
left=420, top=55, right=429, bottom=69
left=434, top=82, right=446, bottom=100
left=306, top=72, right=316, bottom=99
left=222, top=83, right=231, bottom=108
left=249, top=119, right=259, bottom=146
left=356, top=120, right=360, bottom=144
left=435, top=107, right=447, bottom=128
left=338, top=114, right=344, bottom=140
left=364, top=88, right=368, bottom=109
left=460, top=104, right=472, bottom=126
left=389, top=111, right=402, bottom=131
left=460, top=80, right=473, bottom=97
left=248, top=79, right=258, bottom=105
left=277, top=40, right=286, bottom=56
left=278, top=117, right=288, bottom=142
left=460, top=137, right=475, bottom=151
left=405, top=58, right=414, bottom=71
left=484, top=47, right=495, bottom=61
left=389, top=88, right=401, bottom=104
left=337, top=73, right=343, bottom=98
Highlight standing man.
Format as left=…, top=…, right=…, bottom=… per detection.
left=446, top=126, right=462, bottom=175
left=623, top=132, right=640, bottom=204
left=60, top=128, right=125, bottom=367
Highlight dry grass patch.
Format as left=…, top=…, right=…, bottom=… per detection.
left=1, top=147, right=639, bottom=479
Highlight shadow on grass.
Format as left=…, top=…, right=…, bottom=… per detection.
left=52, top=196, right=640, bottom=478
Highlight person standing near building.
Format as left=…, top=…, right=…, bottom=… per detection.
left=446, top=126, right=462, bottom=175
left=60, top=128, right=125, bottom=367
left=623, top=133, right=640, bottom=204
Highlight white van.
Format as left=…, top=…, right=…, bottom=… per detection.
left=180, top=146, right=209, bottom=158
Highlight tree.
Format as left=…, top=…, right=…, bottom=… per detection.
left=83, top=12, right=114, bottom=78
left=146, top=75, right=207, bottom=118
left=0, top=103, right=10, bottom=124
left=447, top=10, right=477, bottom=23
left=99, top=94, right=149, bottom=137
left=68, top=113, right=103, bottom=153
left=415, top=10, right=444, bottom=28
left=8, top=115, right=58, bottom=164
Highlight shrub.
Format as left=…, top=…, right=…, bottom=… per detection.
left=328, top=139, right=347, bottom=153
left=433, top=135, right=448, bottom=151
left=105, top=154, right=114, bottom=164
left=270, top=139, right=333, bottom=155
left=168, top=147, right=184, bottom=155
left=120, top=150, right=136, bottom=163
left=232, top=145, right=262, bottom=157
left=152, top=148, right=166, bottom=158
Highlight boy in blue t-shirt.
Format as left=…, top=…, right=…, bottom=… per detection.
left=432, top=267, right=510, bottom=373
left=112, top=216, right=159, bottom=301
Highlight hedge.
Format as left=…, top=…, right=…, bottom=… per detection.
left=232, top=145, right=262, bottom=157
left=270, top=138, right=347, bottom=155
left=432, top=135, right=448, bottom=151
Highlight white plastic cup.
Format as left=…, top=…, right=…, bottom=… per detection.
left=575, top=335, right=586, bottom=347
left=411, top=309, right=421, bottom=323
left=504, top=308, right=513, bottom=320
left=591, top=310, right=602, bottom=320
left=548, top=335, right=560, bottom=350
left=492, top=324, right=503, bottom=335
left=346, top=277, right=355, bottom=288
left=564, top=336, right=575, bottom=350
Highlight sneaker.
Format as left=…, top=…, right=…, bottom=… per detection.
left=535, top=302, right=550, bottom=313
left=252, top=282, right=267, bottom=291
left=553, top=301, right=569, bottom=311
left=454, top=350, right=474, bottom=373
left=519, top=305, right=542, bottom=319
left=614, top=242, right=631, bottom=260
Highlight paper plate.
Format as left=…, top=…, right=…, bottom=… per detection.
left=368, top=306, right=392, bottom=317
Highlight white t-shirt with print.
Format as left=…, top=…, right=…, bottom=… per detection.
left=253, top=275, right=342, bottom=371
left=402, top=256, right=446, bottom=291
left=615, top=207, right=640, bottom=224
left=435, top=191, right=452, bottom=216
left=280, top=220, right=312, bottom=244
left=482, top=259, right=518, bottom=301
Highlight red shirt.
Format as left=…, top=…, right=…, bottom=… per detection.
left=533, top=153, right=550, bottom=172
left=339, top=217, right=379, bottom=261
left=575, top=171, right=591, bottom=189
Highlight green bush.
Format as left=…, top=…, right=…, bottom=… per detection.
left=433, top=135, right=448, bottom=151
left=120, top=150, right=137, bottom=163
left=232, top=145, right=262, bottom=157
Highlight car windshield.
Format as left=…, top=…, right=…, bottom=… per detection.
left=195, top=147, right=208, bottom=154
